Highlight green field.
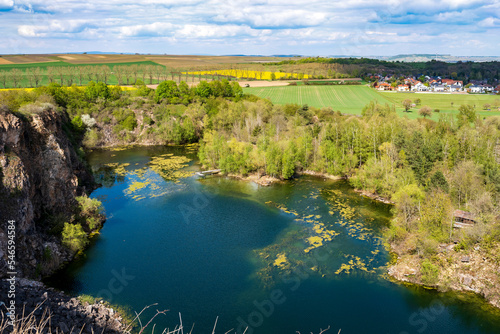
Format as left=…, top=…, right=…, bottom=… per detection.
left=0, top=61, right=164, bottom=87
left=380, top=91, right=500, bottom=118
left=243, top=85, right=393, bottom=114
left=244, top=85, right=500, bottom=119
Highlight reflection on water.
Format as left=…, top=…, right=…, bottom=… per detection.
left=46, top=146, right=500, bottom=334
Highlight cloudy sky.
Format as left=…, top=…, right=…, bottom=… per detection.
left=1, top=0, right=499, bottom=56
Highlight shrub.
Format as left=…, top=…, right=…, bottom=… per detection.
left=76, top=196, right=103, bottom=217
left=143, top=115, right=154, bottom=125
left=62, top=223, right=88, bottom=252
left=83, top=129, right=102, bottom=148
left=122, top=115, right=138, bottom=131
left=420, top=259, right=439, bottom=285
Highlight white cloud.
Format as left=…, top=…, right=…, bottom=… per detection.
left=18, top=20, right=96, bottom=37
left=478, top=17, right=500, bottom=27
left=2, top=0, right=499, bottom=55
left=0, top=0, right=13, bottom=9
left=120, top=22, right=176, bottom=37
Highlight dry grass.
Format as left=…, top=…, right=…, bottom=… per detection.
left=1, top=55, right=59, bottom=64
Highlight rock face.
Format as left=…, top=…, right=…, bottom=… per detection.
left=0, top=107, right=93, bottom=278
left=0, top=278, right=127, bottom=333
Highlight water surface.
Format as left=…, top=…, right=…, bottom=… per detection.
left=47, top=146, right=500, bottom=334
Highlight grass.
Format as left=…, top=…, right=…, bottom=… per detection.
left=243, top=85, right=394, bottom=114
left=380, top=91, right=500, bottom=119
left=244, top=85, right=500, bottom=119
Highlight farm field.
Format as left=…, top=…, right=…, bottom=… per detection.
left=243, top=85, right=394, bottom=114
left=244, top=85, right=500, bottom=119
left=380, top=91, right=500, bottom=117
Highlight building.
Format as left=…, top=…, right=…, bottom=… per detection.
left=454, top=209, right=476, bottom=228
left=469, top=85, right=484, bottom=93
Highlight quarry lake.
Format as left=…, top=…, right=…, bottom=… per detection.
left=46, top=146, right=500, bottom=334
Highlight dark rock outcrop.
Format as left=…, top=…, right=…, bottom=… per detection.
left=0, top=106, right=93, bottom=278
left=0, top=278, right=127, bottom=333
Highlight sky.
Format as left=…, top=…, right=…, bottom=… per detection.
left=0, top=0, right=499, bottom=56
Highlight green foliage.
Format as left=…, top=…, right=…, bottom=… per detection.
left=62, top=223, right=88, bottom=252
left=112, top=109, right=137, bottom=131
left=196, top=81, right=212, bottom=98
left=420, top=259, right=439, bottom=285
left=143, top=115, right=154, bottom=125
left=428, top=170, right=449, bottom=192
left=458, top=104, right=477, bottom=124
left=155, top=80, right=180, bottom=102
left=85, top=81, right=110, bottom=101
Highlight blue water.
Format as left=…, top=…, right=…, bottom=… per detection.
left=46, top=146, right=500, bottom=334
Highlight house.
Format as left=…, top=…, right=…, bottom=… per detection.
left=483, top=84, right=494, bottom=92
left=469, top=85, right=484, bottom=93
left=454, top=210, right=476, bottom=228
left=377, top=82, right=392, bottom=91
left=434, top=85, right=446, bottom=92
left=397, top=84, right=409, bottom=92
left=412, top=82, right=428, bottom=92
left=441, top=79, right=463, bottom=87
left=450, top=84, right=462, bottom=92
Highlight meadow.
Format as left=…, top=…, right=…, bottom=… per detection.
left=380, top=91, right=500, bottom=117
left=244, top=85, right=500, bottom=119
left=243, top=85, right=393, bottom=114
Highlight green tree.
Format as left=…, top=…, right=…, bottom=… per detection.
left=458, top=104, right=477, bottom=124
left=84, top=81, right=110, bottom=101
left=155, top=80, right=180, bottom=102
left=196, top=81, right=212, bottom=98
left=393, top=184, right=425, bottom=230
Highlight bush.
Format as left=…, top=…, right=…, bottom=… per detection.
left=76, top=196, right=103, bottom=217
left=143, top=115, right=154, bottom=125
left=420, top=259, right=439, bottom=285
left=122, top=115, right=137, bottom=131
left=62, top=223, right=88, bottom=252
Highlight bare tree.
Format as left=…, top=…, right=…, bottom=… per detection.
left=130, top=64, right=139, bottom=84
left=10, top=68, right=22, bottom=88
left=32, top=67, right=42, bottom=87
left=145, top=65, right=154, bottom=84
left=0, top=70, right=8, bottom=88
left=101, top=65, right=111, bottom=84
left=66, top=67, right=76, bottom=86
left=154, top=65, right=163, bottom=83
left=113, top=65, right=123, bottom=85
left=139, top=64, right=147, bottom=83
left=26, top=68, right=35, bottom=87
left=84, top=66, right=94, bottom=83
left=77, top=66, right=86, bottom=85
left=56, top=66, right=65, bottom=85
left=47, top=67, right=55, bottom=83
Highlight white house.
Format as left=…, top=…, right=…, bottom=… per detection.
left=469, top=85, right=484, bottom=93
left=434, top=85, right=446, bottom=92
left=412, top=82, right=428, bottom=92
left=449, top=84, right=462, bottom=92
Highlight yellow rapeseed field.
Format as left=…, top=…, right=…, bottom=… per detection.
left=185, top=69, right=309, bottom=80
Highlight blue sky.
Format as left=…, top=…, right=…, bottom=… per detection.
left=1, top=0, right=499, bottom=56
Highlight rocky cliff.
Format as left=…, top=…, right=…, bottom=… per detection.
left=0, top=105, right=93, bottom=278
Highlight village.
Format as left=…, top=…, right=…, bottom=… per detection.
left=373, top=75, right=500, bottom=94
